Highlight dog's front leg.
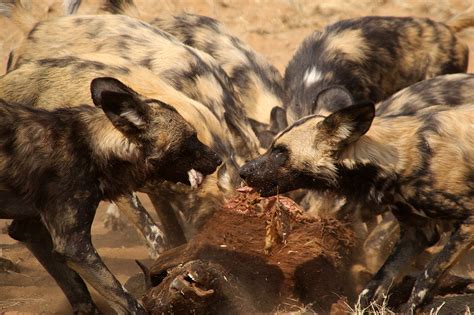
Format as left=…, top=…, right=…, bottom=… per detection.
left=8, top=217, right=101, bottom=314
left=115, top=193, right=167, bottom=259
left=359, top=207, right=440, bottom=309
left=400, top=216, right=474, bottom=313
left=41, top=191, right=146, bottom=315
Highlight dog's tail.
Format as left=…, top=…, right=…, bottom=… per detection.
left=447, top=3, right=474, bottom=32
left=0, top=0, right=39, bottom=34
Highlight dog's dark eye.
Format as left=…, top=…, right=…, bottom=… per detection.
left=271, top=146, right=288, bottom=164
left=272, top=146, right=287, bottom=154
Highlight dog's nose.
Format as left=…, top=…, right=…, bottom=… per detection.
left=239, top=164, right=251, bottom=180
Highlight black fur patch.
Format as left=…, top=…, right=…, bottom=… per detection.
left=6, top=51, right=14, bottom=72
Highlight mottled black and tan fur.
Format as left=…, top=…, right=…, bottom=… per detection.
left=240, top=102, right=474, bottom=311
left=151, top=12, right=288, bottom=145
left=376, top=73, right=474, bottom=116
left=293, top=73, right=474, bottom=285
left=0, top=77, right=221, bottom=314
left=66, top=0, right=289, bottom=147
left=284, top=7, right=474, bottom=123
left=2, top=0, right=261, bottom=161
left=0, top=53, right=242, bottom=255
left=296, top=73, right=474, bottom=218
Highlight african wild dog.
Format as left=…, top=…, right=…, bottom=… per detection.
left=284, top=6, right=474, bottom=123
left=0, top=77, right=221, bottom=314
left=294, top=73, right=474, bottom=288
left=2, top=0, right=261, bottom=162
left=0, top=53, right=242, bottom=255
left=294, top=73, right=474, bottom=220
left=240, top=102, right=474, bottom=311
left=1, top=0, right=263, bottom=254
left=91, top=0, right=289, bottom=147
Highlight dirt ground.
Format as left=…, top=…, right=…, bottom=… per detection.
left=0, top=0, right=473, bottom=314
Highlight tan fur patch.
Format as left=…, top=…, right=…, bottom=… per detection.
left=83, top=112, right=140, bottom=162
left=324, top=29, right=369, bottom=62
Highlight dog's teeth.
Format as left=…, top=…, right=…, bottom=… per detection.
left=196, top=171, right=204, bottom=186
left=188, top=169, right=205, bottom=189
left=188, top=169, right=198, bottom=189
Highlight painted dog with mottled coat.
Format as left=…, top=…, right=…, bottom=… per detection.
left=3, top=0, right=261, bottom=162
left=240, top=102, right=474, bottom=311
left=0, top=53, right=241, bottom=255
left=0, top=77, right=221, bottom=314
left=294, top=73, right=474, bottom=220
left=1, top=0, right=262, bottom=255
left=284, top=6, right=474, bottom=123
left=66, top=0, right=289, bottom=147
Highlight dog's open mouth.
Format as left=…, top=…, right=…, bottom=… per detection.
left=188, top=169, right=204, bottom=189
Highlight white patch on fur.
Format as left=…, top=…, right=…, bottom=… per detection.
left=360, top=289, right=369, bottom=296
left=304, top=67, right=322, bottom=87
left=121, top=110, right=145, bottom=127
left=335, top=123, right=353, bottom=141
left=417, top=289, right=427, bottom=300
left=131, top=192, right=140, bottom=208
left=150, top=225, right=165, bottom=239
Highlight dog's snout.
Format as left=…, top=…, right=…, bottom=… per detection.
left=239, top=163, right=252, bottom=180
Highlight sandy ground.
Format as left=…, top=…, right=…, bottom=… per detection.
left=0, top=0, right=473, bottom=314
left=0, top=195, right=156, bottom=314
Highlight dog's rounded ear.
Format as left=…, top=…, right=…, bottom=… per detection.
left=257, top=130, right=276, bottom=149
left=313, top=86, right=354, bottom=114
left=90, top=77, right=139, bottom=107
left=322, top=101, right=375, bottom=146
left=91, top=77, right=150, bottom=135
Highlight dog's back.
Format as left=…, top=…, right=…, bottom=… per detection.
left=284, top=13, right=473, bottom=122
left=406, top=105, right=473, bottom=217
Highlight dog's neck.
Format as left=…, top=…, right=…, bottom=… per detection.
left=79, top=108, right=150, bottom=199
left=338, top=115, right=420, bottom=175
left=332, top=116, right=421, bottom=206
left=81, top=109, right=142, bottom=164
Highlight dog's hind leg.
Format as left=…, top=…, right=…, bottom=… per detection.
left=41, top=192, right=146, bottom=315
left=400, top=216, right=474, bottom=313
left=8, top=217, right=100, bottom=314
